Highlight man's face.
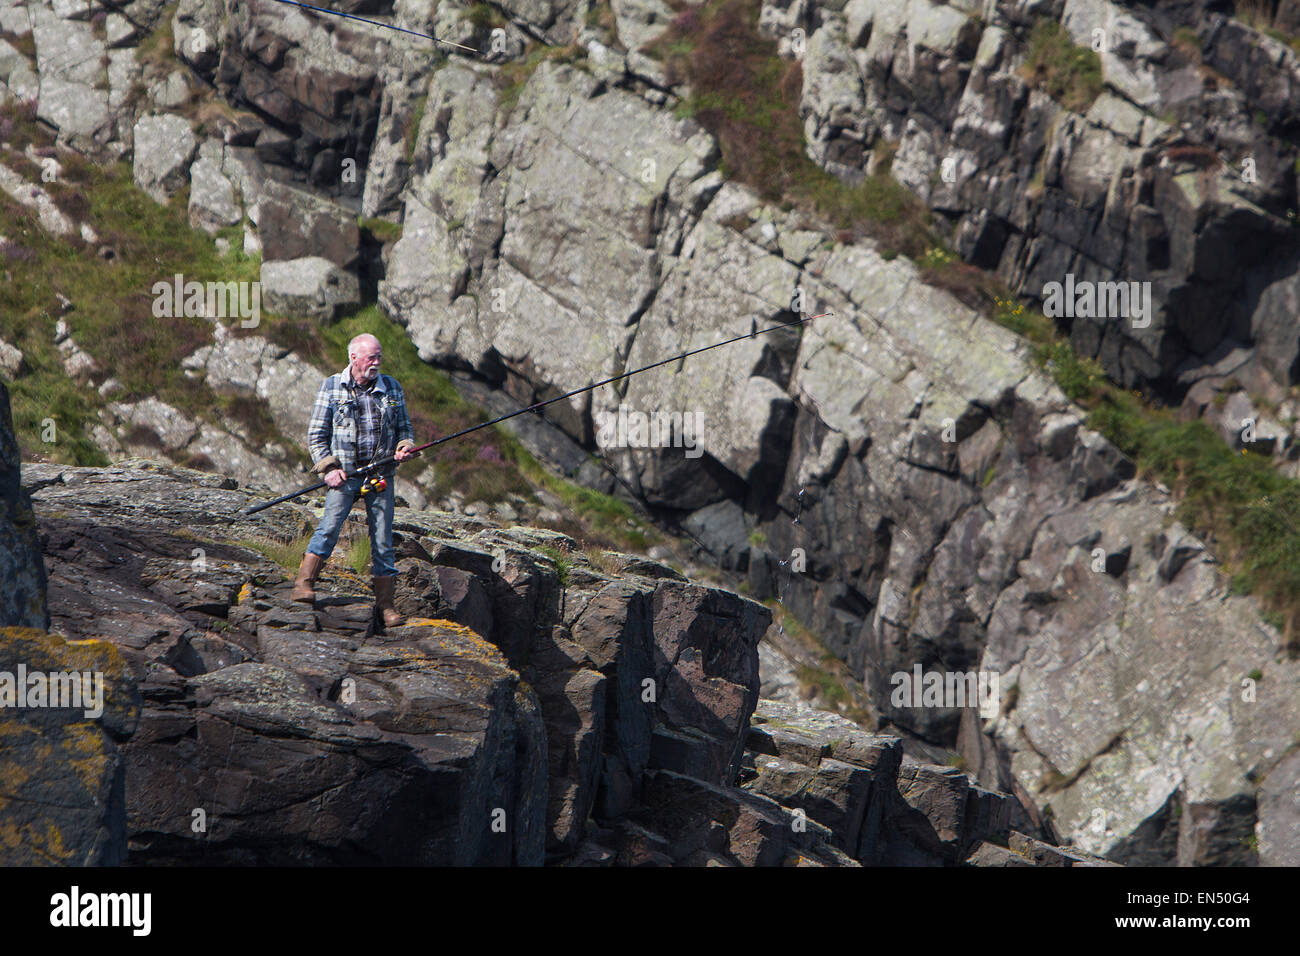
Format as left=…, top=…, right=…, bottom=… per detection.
left=349, top=343, right=382, bottom=384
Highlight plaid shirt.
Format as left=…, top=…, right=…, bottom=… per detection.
left=307, top=366, right=415, bottom=476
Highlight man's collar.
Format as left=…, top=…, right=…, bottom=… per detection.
left=341, top=366, right=387, bottom=392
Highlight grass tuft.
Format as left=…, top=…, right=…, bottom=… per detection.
left=1021, top=20, right=1104, bottom=113
left=647, top=0, right=936, bottom=258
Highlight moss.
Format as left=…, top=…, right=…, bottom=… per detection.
left=496, top=43, right=586, bottom=115
left=134, top=2, right=180, bottom=69
left=404, top=92, right=427, bottom=164
left=1021, top=19, right=1104, bottom=113
left=466, top=2, right=507, bottom=29
left=358, top=216, right=403, bottom=243
left=768, top=604, right=871, bottom=726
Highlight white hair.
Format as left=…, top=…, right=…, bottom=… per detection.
left=348, top=333, right=381, bottom=357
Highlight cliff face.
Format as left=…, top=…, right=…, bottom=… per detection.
left=795, top=0, right=1300, bottom=397
left=0, top=381, right=47, bottom=630
left=371, top=52, right=1300, bottom=862
left=2, top=0, right=1298, bottom=866
left=19, top=453, right=1092, bottom=866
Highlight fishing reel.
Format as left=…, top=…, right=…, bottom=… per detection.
left=360, top=475, right=388, bottom=495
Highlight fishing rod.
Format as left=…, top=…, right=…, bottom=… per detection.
left=242, top=313, right=829, bottom=515
left=264, top=0, right=481, bottom=52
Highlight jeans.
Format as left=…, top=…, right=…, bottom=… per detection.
left=306, top=473, right=397, bottom=577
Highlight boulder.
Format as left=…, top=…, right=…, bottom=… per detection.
left=260, top=256, right=361, bottom=323
left=0, top=626, right=139, bottom=864
left=257, top=179, right=361, bottom=269
left=133, top=113, right=198, bottom=203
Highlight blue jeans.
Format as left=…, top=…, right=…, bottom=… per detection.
left=306, top=474, right=397, bottom=577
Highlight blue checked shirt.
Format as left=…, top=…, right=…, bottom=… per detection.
left=307, top=366, right=415, bottom=476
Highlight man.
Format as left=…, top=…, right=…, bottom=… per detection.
left=291, top=333, right=419, bottom=627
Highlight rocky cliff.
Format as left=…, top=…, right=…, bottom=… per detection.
left=10, top=412, right=1107, bottom=865
left=1, top=0, right=1298, bottom=865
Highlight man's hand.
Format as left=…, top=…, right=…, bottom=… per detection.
left=324, top=468, right=346, bottom=489
left=394, top=445, right=419, bottom=463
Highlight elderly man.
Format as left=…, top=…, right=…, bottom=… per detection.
left=291, top=333, right=419, bottom=627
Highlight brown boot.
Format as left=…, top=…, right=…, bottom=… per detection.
left=291, top=552, right=325, bottom=604
left=372, top=575, right=404, bottom=628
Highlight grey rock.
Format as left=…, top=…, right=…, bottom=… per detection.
left=133, top=113, right=198, bottom=203
left=1258, top=748, right=1300, bottom=866
left=257, top=179, right=360, bottom=270
left=173, top=0, right=221, bottom=75
left=610, top=0, right=675, bottom=52
left=107, top=398, right=199, bottom=451
left=188, top=140, right=243, bottom=234
left=0, top=337, right=23, bottom=379
left=0, top=163, right=76, bottom=236
left=260, top=257, right=361, bottom=323
left=0, top=626, right=136, bottom=864
left=105, top=13, right=139, bottom=48
left=0, top=380, right=48, bottom=630
left=148, top=69, right=191, bottom=109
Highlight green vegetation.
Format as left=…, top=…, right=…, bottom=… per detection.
left=357, top=216, right=403, bottom=243
left=584, top=0, right=617, bottom=33
left=496, top=43, right=586, bottom=114
left=0, top=98, right=259, bottom=464
left=1233, top=0, right=1300, bottom=53
left=583, top=547, right=625, bottom=576
left=794, top=660, right=872, bottom=725
left=986, top=292, right=1300, bottom=655
left=1021, top=19, right=1104, bottom=113
left=1171, top=26, right=1201, bottom=59
left=404, top=93, right=428, bottom=163
left=536, top=543, right=573, bottom=586
left=346, top=535, right=371, bottom=575
left=134, top=2, right=179, bottom=69
left=466, top=2, right=507, bottom=30
left=768, top=602, right=872, bottom=726
left=505, top=433, right=661, bottom=552
left=647, top=0, right=937, bottom=259
left=236, top=530, right=315, bottom=570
